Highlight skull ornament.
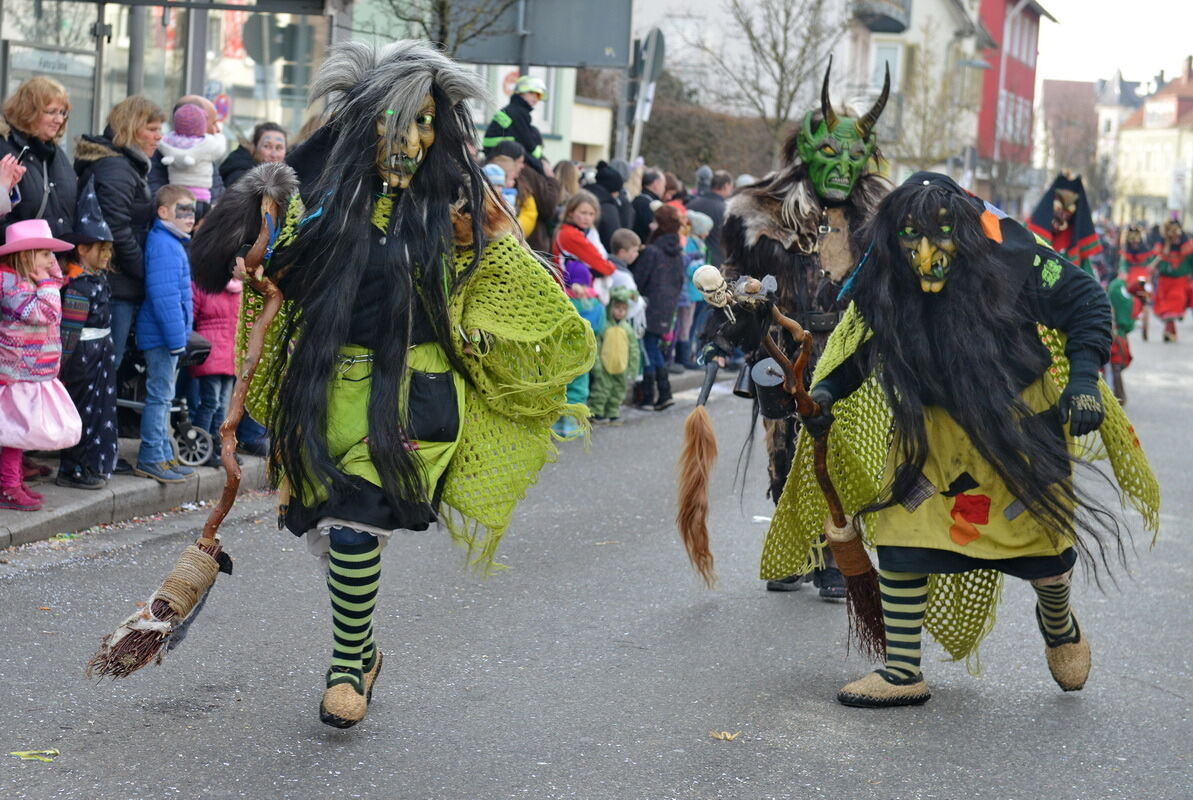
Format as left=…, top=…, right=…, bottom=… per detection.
left=899, top=209, right=957, bottom=293
left=796, top=58, right=889, bottom=202
left=693, top=265, right=732, bottom=308
left=375, top=94, right=436, bottom=188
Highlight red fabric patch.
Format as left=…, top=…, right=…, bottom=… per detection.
left=949, top=492, right=991, bottom=546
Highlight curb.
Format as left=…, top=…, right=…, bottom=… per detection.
left=1, top=445, right=271, bottom=549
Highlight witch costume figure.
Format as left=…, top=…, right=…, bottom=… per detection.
left=189, top=41, right=594, bottom=729
left=703, top=59, right=890, bottom=596
left=760, top=173, right=1159, bottom=708
left=1028, top=172, right=1102, bottom=276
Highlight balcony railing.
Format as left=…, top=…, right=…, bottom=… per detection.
left=854, top=0, right=912, bottom=33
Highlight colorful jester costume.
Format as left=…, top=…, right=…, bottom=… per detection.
left=190, top=42, right=593, bottom=729
left=1119, top=225, right=1153, bottom=325
left=1028, top=173, right=1102, bottom=276
left=1150, top=221, right=1193, bottom=341
left=762, top=173, right=1159, bottom=708
left=707, top=60, right=890, bottom=595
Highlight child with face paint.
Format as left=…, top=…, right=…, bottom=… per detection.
left=133, top=185, right=196, bottom=484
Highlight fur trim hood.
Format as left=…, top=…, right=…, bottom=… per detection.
left=73, top=134, right=150, bottom=172
left=727, top=171, right=890, bottom=255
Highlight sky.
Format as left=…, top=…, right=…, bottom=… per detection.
left=1035, top=0, right=1193, bottom=86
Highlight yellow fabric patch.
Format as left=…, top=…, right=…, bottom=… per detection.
left=599, top=324, right=630, bottom=375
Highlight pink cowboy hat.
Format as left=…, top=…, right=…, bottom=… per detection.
left=0, top=219, right=73, bottom=258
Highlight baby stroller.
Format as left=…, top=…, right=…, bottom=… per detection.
left=116, top=330, right=215, bottom=467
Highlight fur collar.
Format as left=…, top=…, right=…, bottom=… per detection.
left=728, top=172, right=890, bottom=255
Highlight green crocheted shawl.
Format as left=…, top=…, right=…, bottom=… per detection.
left=236, top=195, right=595, bottom=569
left=760, top=301, right=1161, bottom=671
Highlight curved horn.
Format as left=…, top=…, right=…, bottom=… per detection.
left=858, top=62, right=890, bottom=139
left=821, top=56, right=838, bottom=131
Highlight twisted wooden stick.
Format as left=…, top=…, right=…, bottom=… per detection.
left=766, top=306, right=884, bottom=661
left=200, top=196, right=284, bottom=542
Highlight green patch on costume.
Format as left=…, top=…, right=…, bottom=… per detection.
left=1040, top=257, right=1062, bottom=288
left=759, top=302, right=1160, bottom=669
left=288, top=342, right=464, bottom=510
left=235, top=196, right=595, bottom=571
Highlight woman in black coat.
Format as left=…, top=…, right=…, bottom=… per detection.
left=630, top=203, right=687, bottom=410
left=73, top=96, right=165, bottom=368
left=0, top=77, right=77, bottom=238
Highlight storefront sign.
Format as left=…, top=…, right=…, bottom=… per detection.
left=8, top=45, right=94, bottom=79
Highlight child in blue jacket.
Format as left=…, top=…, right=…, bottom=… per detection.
left=133, top=185, right=195, bottom=483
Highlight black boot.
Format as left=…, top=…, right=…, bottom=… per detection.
left=654, top=370, right=675, bottom=410
left=634, top=369, right=657, bottom=408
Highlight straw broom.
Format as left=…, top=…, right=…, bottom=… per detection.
left=87, top=193, right=285, bottom=678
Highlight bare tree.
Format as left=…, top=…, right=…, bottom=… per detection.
left=368, top=0, right=519, bottom=56
left=892, top=20, right=979, bottom=174
left=684, top=0, right=847, bottom=168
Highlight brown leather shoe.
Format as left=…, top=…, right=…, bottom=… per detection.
left=837, top=670, right=931, bottom=708
left=1044, top=617, right=1090, bottom=691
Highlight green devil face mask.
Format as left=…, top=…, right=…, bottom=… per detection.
left=797, top=59, right=889, bottom=202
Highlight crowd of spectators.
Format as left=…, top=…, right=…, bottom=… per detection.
left=0, top=72, right=743, bottom=511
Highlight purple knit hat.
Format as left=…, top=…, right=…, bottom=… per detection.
left=172, top=103, right=207, bottom=138
left=563, top=259, right=592, bottom=287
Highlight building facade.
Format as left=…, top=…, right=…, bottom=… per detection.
left=971, top=0, right=1052, bottom=215
left=1113, top=57, right=1193, bottom=225
left=1, top=0, right=615, bottom=167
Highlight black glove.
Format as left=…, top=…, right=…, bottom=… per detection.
left=1059, top=352, right=1104, bottom=437
left=800, top=384, right=836, bottom=439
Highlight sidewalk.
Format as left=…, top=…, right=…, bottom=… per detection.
left=1, top=437, right=270, bottom=548
left=2, top=364, right=730, bottom=549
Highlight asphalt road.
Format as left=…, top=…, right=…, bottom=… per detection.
left=2, top=339, right=1191, bottom=800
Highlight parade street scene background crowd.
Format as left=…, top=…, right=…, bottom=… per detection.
left=1, top=0, right=1191, bottom=798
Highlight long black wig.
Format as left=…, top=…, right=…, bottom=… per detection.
left=848, top=173, right=1123, bottom=572
left=265, top=41, right=493, bottom=514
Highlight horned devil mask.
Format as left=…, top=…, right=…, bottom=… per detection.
left=796, top=58, right=889, bottom=202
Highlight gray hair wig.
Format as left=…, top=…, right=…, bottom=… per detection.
left=310, top=40, right=490, bottom=149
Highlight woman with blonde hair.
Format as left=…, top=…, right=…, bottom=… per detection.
left=74, top=95, right=165, bottom=368
left=0, top=76, right=77, bottom=238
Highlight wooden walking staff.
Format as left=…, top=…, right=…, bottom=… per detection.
left=765, top=306, right=886, bottom=661
left=87, top=196, right=284, bottom=679
left=202, top=194, right=285, bottom=541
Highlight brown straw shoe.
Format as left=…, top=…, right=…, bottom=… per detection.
left=363, top=650, right=383, bottom=703
left=837, top=670, right=931, bottom=708
left=320, top=672, right=367, bottom=729
left=1043, top=616, right=1090, bottom=692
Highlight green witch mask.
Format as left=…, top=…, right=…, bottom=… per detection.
left=797, top=59, right=889, bottom=202
left=899, top=209, right=957, bottom=294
